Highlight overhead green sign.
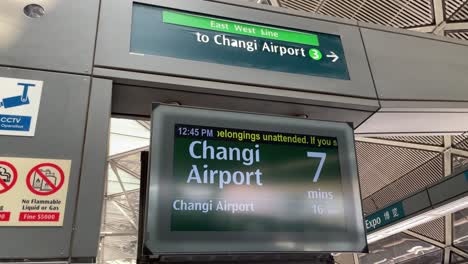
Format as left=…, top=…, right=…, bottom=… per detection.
left=365, top=202, right=405, bottom=233
left=162, top=11, right=320, bottom=46
left=131, top=4, right=350, bottom=80
left=142, top=105, right=367, bottom=255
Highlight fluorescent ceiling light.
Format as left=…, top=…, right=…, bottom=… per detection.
left=367, top=195, right=468, bottom=244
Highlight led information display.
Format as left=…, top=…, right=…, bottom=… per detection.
left=143, top=105, right=366, bottom=254
left=172, top=124, right=345, bottom=232
left=131, top=4, right=350, bottom=80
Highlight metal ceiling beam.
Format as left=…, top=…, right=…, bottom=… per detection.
left=451, top=246, right=468, bottom=259
left=100, top=231, right=136, bottom=237
left=408, top=25, right=437, bottom=33
left=444, top=22, right=468, bottom=31
left=403, top=230, right=446, bottom=248
left=111, top=200, right=138, bottom=230
left=110, top=163, right=139, bottom=226
left=432, top=0, right=468, bottom=35
left=315, top=0, right=327, bottom=13
left=353, top=253, right=360, bottom=264
left=269, top=0, right=280, bottom=6
left=356, top=137, right=468, bottom=159
left=355, top=137, right=444, bottom=152
left=433, top=0, right=445, bottom=25
left=451, top=148, right=468, bottom=158
left=443, top=136, right=452, bottom=264
left=444, top=214, right=453, bottom=263
left=444, top=136, right=453, bottom=177
left=136, top=120, right=151, bottom=131
left=433, top=21, right=448, bottom=35
left=108, top=146, right=149, bottom=161
left=113, top=161, right=141, bottom=179
left=106, top=189, right=140, bottom=199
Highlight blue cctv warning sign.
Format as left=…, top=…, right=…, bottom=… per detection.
left=0, top=77, right=43, bottom=136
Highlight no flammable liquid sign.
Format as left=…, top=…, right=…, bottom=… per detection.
left=0, top=157, right=71, bottom=226
left=27, top=163, right=65, bottom=196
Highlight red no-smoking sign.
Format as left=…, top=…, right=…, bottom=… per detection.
left=26, top=163, right=65, bottom=196
left=0, top=161, right=17, bottom=194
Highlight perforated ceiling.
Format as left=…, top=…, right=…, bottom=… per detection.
left=277, top=0, right=468, bottom=40
left=356, top=142, right=440, bottom=199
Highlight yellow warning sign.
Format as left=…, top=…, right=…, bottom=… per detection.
left=0, top=157, right=71, bottom=226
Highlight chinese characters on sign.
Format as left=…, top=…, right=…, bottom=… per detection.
left=365, top=202, right=405, bottom=232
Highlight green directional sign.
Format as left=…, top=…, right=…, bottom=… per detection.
left=162, top=11, right=320, bottom=46
left=365, top=202, right=405, bottom=233
left=141, top=105, right=367, bottom=255
left=131, top=4, right=350, bottom=80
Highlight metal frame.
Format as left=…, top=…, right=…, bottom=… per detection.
left=101, top=117, right=468, bottom=264
left=355, top=137, right=445, bottom=152
left=443, top=136, right=454, bottom=264
left=97, top=1, right=468, bottom=261
left=99, top=120, right=149, bottom=262
left=401, top=0, right=468, bottom=37
left=273, top=0, right=468, bottom=42
left=100, top=116, right=468, bottom=263
left=353, top=135, right=468, bottom=263
left=109, top=163, right=139, bottom=227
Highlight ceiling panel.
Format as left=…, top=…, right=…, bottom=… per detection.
left=446, top=30, right=468, bottom=40
left=362, top=154, right=444, bottom=213
left=374, top=135, right=444, bottom=146
left=362, top=198, right=378, bottom=215
left=450, top=4, right=468, bottom=21
left=445, top=0, right=468, bottom=20
left=276, top=0, right=468, bottom=43
left=280, top=0, right=321, bottom=12
left=453, top=134, right=468, bottom=145
left=454, top=135, right=468, bottom=150
left=410, top=217, right=446, bottom=243
left=318, top=0, right=362, bottom=20
left=354, top=1, right=403, bottom=26
left=391, top=0, right=434, bottom=27
left=356, top=142, right=440, bottom=199
left=278, top=0, right=434, bottom=28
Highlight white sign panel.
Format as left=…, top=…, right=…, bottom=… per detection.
left=0, top=157, right=71, bottom=226
left=0, top=77, right=43, bottom=136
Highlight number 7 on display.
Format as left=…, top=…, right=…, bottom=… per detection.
left=306, top=152, right=326, bottom=182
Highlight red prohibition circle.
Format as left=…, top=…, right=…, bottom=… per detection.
left=26, top=163, right=65, bottom=196
left=0, top=161, right=18, bottom=194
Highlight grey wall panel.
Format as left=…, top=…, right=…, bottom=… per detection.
left=361, top=28, right=468, bottom=101
left=0, top=67, right=90, bottom=258
left=95, top=0, right=377, bottom=99
left=112, top=84, right=373, bottom=128
left=71, top=78, right=112, bottom=258
left=93, top=67, right=380, bottom=112
left=0, top=0, right=99, bottom=74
